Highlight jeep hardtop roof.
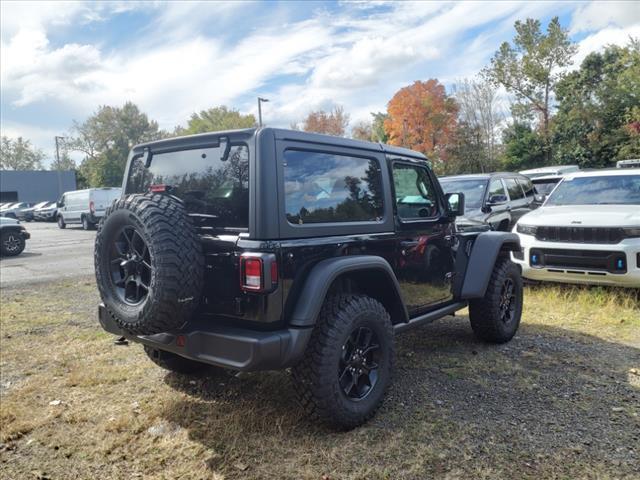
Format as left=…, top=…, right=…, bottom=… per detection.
left=131, top=127, right=429, bottom=163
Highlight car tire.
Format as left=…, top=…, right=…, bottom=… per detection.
left=469, top=257, right=523, bottom=343
left=291, top=294, right=395, bottom=430
left=82, top=216, right=93, bottom=230
left=143, top=346, right=207, bottom=374
left=57, top=215, right=66, bottom=229
left=94, top=193, right=204, bottom=335
left=0, top=231, right=26, bottom=256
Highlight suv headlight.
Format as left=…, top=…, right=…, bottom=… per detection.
left=622, top=227, right=640, bottom=238
left=517, top=224, right=537, bottom=236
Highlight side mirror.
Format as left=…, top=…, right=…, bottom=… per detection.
left=487, top=194, right=507, bottom=205
left=445, top=192, right=465, bottom=217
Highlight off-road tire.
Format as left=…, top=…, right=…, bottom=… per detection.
left=291, top=294, right=395, bottom=430
left=0, top=231, right=26, bottom=256
left=469, top=257, right=522, bottom=343
left=143, top=346, right=206, bottom=374
left=95, top=193, right=204, bottom=335
left=57, top=215, right=66, bottom=229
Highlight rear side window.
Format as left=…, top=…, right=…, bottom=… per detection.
left=127, top=144, right=250, bottom=229
left=504, top=178, right=524, bottom=200
left=517, top=177, right=535, bottom=197
left=283, top=150, right=384, bottom=224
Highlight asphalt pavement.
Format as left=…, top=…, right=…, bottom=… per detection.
left=0, top=221, right=96, bottom=288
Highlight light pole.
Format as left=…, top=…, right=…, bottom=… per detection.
left=54, top=136, right=66, bottom=198
left=258, top=97, right=269, bottom=127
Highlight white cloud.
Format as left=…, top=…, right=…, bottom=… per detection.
left=573, top=24, right=640, bottom=67
left=571, top=1, right=640, bottom=33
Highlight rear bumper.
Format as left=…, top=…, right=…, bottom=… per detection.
left=98, top=304, right=313, bottom=371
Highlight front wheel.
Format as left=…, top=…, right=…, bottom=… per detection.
left=469, top=257, right=523, bottom=343
left=82, top=216, right=93, bottom=230
left=57, top=215, right=66, bottom=229
left=1, top=231, right=26, bottom=256
left=292, top=294, right=395, bottom=429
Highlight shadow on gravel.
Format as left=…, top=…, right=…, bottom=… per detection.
left=162, top=318, right=640, bottom=478
left=0, top=251, right=42, bottom=260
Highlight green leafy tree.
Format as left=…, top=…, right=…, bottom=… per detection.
left=499, top=123, right=546, bottom=171
left=178, top=106, right=256, bottom=135
left=484, top=17, right=577, bottom=162
left=70, top=102, right=164, bottom=187
left=370, top=112, right=389, bottom=143
left=0, top=136, right=45, bottom=170
left=553, top=41, right=640, bottom=167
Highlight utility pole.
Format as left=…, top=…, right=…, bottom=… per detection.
left=54, top=136, right=65, bottom=198
left=402, top=118, right=408, bottom=148
left=258, top=97, right=269, bottom=127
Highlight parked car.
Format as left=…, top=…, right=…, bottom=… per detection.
left=531, top=174, right=564, bottom=199
left=0, top=202, right=32, bottom=219
left=616, top=159, right=640, bottom=169
left=94, top=128, right=523, bottom=429
left=439, top=173, right=540, bottom=232
left=519, top=165, right=579, bottom=179
left=16, top=201, right=51, bottom=222
left=512, top=169, right=640, bottom=287
left=57, top=188, right=122, bottom=230
left=33, top=201, right=58, bottom=222
left=0, top=217, right=30, bottom=256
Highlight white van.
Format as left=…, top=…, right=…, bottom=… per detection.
left=57, top=188, right=122, bottom=230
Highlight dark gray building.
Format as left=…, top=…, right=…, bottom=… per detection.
left=0, top=170, right=77, bottom=203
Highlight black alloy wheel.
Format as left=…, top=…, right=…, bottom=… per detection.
left=1, top=232, right=25, bottom=256
left=499, top=278, right=516, bottom=324
left=339, top=326, right=381, bottom=400
left=109, top=226, right=151, bottom=305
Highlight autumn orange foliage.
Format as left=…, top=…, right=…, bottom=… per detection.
left=384, top=80, right=458, bottom=161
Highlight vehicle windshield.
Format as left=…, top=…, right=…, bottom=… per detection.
left=32, top=201, right=49, bottom=209
left=532, top=179, right=561, bottom=195
left=126, top=143, right=250, bottom=230
left=439, top=178, right=487, bottom=210
left=546, top=175, right=640, bottom=205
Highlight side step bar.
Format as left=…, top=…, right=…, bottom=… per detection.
left=393, top=301, right=467, bottom=334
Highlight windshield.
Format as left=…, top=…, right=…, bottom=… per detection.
left=546, top=175, right=640, bottom=205
left=126, top=143, right=250, bottom=229
left=532, top=179, right=560, bottom=195
left=439, top=179, right=487, bottom=210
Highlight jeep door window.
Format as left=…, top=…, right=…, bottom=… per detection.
left=488, top=179, right=507, bottom=200
left=517, top=177, right=535, bottom=199
left=439, top=178, right=486, bottom=211
left=546, top=175, right=640, bottom=205
left=127, top=144, right=250, bottom=229
left=504, top=178, right=524, bottom=200
left=392, top=163, right=438, bottom=219
left=283, top=150, right=384, bottom=224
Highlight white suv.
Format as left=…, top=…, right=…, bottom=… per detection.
left=512, top=169, right=640, bottom=287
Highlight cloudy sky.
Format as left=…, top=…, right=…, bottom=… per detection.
left=1, top=0, right=639, bottom=163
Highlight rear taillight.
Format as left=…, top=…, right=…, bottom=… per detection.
left=240, top=253, right=278, bottom=292
left=89, top=201, right=95, bottom=213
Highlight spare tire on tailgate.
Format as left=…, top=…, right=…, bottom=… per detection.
left=94, top=193, right=204, bottom=335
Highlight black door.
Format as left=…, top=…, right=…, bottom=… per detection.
left=503, top=177, right=530, bottom=227
left=389, top=160, right=454, bottom=316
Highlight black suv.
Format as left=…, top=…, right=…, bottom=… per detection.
left=440, top=173, right=541, bottom=232
left=95, top=128, right=523, bottom=429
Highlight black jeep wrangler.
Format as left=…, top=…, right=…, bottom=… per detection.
left=95, top=128, right=522, bottom=429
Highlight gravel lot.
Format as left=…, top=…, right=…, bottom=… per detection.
left=0, top=221, right=95, bottom=288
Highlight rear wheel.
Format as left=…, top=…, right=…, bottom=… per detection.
left=57, top=215, right=66, bottom=229
left=1, top=231, right=25, bottom=256
left=469, top=257, right=523, bottom=343
left=292, top=294, right=395, bottom=429
left=82, top=216, right=94, bottom=230
left=143, top=346, right=206, bottom=374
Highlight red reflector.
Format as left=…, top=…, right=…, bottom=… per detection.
left=150, top=184, right=167, bottom=193
left=89, top=200, right=95, bottom=213
left=176, top=335, right=186, bottom=347
left=270, top=261, right=278, bottom=283
left=243, top=258, right=262, bottom=290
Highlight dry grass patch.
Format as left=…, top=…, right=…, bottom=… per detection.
left=1, top=277, right=638, bottom=479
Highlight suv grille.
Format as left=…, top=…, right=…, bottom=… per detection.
left=529, top=248, right=627, bottom=274
left=535, top=226, right=624, bottom=244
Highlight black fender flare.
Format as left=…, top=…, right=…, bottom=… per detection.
left=289, top=255, right=408, bottom=327
left=460, top=231, right=520, bottom=299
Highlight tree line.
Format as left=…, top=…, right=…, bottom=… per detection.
left=1, top=16, right=638, bottom=185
